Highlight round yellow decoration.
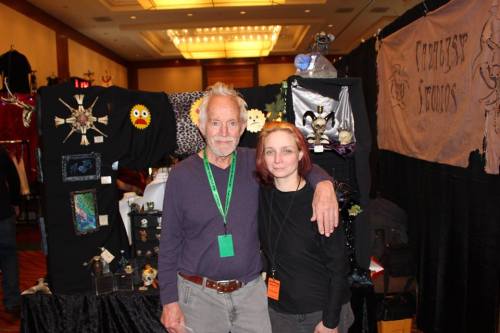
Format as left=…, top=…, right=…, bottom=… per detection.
left=246, top=109, right=266, bottom=133
left=189, top=98, right=203, bottom=126
left=130, top=104, right=151, bottom=129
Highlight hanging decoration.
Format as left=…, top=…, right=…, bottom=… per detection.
left=54, top=94, right=108, bottom=145
left=1, top=78, right=35, bottom=127
left=290, top=80, right=356, bottom=155
left=129, top=104, right=151, bottom=130
left=302, top=105, right=334, bottom=146
left=265, top=81, right=287, bottom=122
left=189, top=97, right=203, bottom=126
left=101, top=70, right=112, bottom=87
left=246, top=108, right=265, bottom=133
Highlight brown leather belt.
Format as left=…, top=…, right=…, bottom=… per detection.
left=179, top=272, right=244, bottom=293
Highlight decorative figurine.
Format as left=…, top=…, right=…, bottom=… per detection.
left=338, top=129, right=353, bottom=145
left=139, top=264, right=158, bottom=291
left=139, top=229, right=148, bottom=242
left=303, top=105, right=334, bottom=146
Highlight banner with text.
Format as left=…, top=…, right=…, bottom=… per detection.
left=377, top=0, right=499, bottom=174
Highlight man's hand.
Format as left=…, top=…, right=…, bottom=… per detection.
left=161, top=302, right=186, bottom=333
left=314, top=321, right=339, bottom=333
left=311, top=180, right=339, bottom=237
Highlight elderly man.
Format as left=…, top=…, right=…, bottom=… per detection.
left=159, top=82, right=338, bottom=333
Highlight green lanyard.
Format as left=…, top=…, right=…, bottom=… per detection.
left=203, top=148, right=237, bottom=229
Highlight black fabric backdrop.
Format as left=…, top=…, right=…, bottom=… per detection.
left=284, top=76, right=372, bottom=270
left=38, top=82, right=177, bottom=294
left=21, top=291, right=165, bottom=333
left=335, top=1, right=500, bottom=332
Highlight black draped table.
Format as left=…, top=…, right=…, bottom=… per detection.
left=21, top=290, right=167, bottom=333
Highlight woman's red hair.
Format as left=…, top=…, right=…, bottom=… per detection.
left=255, top=121, right=312, bottom=186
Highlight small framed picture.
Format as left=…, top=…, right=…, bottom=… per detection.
left=70, top=189, right=99, bottom=235
left=62, top=153, right=101, bottom=182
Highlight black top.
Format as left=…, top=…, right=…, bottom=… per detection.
left=0, top=147, right=20, bottom=220
left=258, top=183, right=350, bottom=329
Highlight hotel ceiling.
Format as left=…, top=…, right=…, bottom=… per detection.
left=26, top=0, right=421, bottom=61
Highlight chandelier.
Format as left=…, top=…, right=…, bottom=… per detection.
left=138, top=0, right=287, bottom=10
left=167, top=25, right=282, bottom=59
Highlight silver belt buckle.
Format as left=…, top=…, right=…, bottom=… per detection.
left=216, top=280, right=232, bottom=294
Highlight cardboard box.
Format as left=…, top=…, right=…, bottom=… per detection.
left=377, top=318, right=412, bottom=333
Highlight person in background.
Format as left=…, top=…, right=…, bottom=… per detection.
left=256, top=122, right=353, bottom=333
left=159, top=82, right=339, bottom=333
left=116, top=167, right=148, bottom=196
left=0, top=146, right=21, bottom=318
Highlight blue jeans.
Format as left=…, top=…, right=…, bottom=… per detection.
left=268, top=302, right=354, bottom=333
left=0, top=215, right=21, bottom=309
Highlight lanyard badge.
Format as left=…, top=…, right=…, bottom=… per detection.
left=203, top=149, right=237, bottom=258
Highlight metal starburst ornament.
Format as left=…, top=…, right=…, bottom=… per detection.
left=54, top=94, right=108, bottom=145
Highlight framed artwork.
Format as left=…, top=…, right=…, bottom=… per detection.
left=70, top=189, right=99, bottom=235
left=62, top=153, right=101, bottom=182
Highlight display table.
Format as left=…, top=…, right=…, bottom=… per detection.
left=21, top=290, right=166, bottom=333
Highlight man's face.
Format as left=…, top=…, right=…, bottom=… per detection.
left=202, top=95, right=245, bottom=157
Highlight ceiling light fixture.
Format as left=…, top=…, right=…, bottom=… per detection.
left=138, top=0, right=325, bottom=10
left=167, top=25, right=282, bottom=59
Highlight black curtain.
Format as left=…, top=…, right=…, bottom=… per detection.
left=378, top=151, right=500, bottom=333
left=335, top=0, right=500, bottom=332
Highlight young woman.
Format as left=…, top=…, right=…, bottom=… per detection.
left=256, top=122, right=353, bottom=333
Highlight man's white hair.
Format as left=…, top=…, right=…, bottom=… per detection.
left=198, top=82, right=248, bottom=129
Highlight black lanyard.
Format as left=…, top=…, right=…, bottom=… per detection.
left=266, top=179, right=301, bottom=278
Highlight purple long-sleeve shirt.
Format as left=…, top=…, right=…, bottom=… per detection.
left=158, top=147, right=330, bottom=305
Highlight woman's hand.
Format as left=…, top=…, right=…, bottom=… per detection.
left=314, top=321, right=339, bottom=333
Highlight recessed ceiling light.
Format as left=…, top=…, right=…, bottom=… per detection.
left=304, top=9, right=311, bottom=13
left=187, top=13, right=193, bottom=16
left=328, top=24, right=333, bottom=28
left=240, top=11, right=246, bottom=15
left=130, top=15, right=136, bottom=19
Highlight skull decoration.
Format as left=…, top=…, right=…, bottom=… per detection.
left=303, top=105, right=334, bottom=146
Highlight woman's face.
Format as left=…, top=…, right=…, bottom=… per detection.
left=263, top=130, right=303, bottom=182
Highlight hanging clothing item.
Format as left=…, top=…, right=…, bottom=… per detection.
left=168, top=91, right=205, bottom=156
left=37, top=82, right=177, bottom=294
left=0, top=50, right=32, bottom=93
